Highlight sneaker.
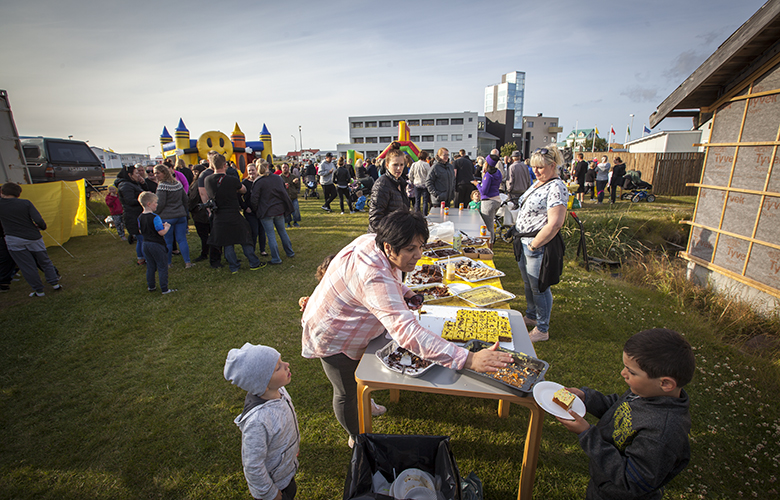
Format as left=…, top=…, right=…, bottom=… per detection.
left=193, top=255, right=208, bottom=263
left=148, top=287, right=157, bottom=292
left=250, top=262, right=268, bottom=270
left=293, top=222, right=300, bottom=227
left=210, top=263, right=224, bottom=269
left=320, top=205, right=330, bottom=211
left=348, top=436, right=355, bottom=449
left=185, top=263, right=195, bottom=269
left=528, top=327, right=549, bottom=342
left=52, top=284, right=63, bottom=291
left=340, top=212, right=345, bottom=215
left=524, top=316, right=537, bottom=328
left=231, top=270, right=239, bottom=275
left=161, top=289, right=177, bottom=295
left=371, top=398, right=387, bottom=417
left=29, top=291, right=45, bottom=297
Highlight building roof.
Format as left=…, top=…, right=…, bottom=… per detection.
left=649, top=0, right=780, bottom=128
left=566, top=128, right=595, bottom=139
left=624, top=129, right=702, bottom=147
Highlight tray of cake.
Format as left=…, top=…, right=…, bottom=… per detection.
left=461, top=339, right=549, bottom=394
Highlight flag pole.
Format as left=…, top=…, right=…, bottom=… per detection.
left=591, top=126, right=596, bottom=153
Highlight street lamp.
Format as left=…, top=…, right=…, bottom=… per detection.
left=146, top=145, right=156, bottom=165
left=299, top=125, right=302, bottom=152
left=629, top=114, right=635, bottom=142
left=291, top=135, right=297, bottom=152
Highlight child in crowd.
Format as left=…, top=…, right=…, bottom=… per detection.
left=297, top=253, right=386, bottom=417
left=104, top=186, right=126, bottom=240
left=224, top=343, right=299, bottom=500
left=0, top=182, right=62, bottom=297
left=354, top=190, right=367, bottom=212
left=558, top=328, right=695, bottom=500
left=467, top=189, right=481, bottom=211
left=137, top=192, right=175, bottom=294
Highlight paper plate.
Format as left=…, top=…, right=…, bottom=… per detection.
left=390, top=468, right=435, bottom=499
left=532, top=381, right=586, bottom=420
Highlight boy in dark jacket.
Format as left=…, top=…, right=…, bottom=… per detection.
left=558, top=328, right=695, bottom=500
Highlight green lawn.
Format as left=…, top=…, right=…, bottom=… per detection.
left=1, top=196, right=778, bottom=499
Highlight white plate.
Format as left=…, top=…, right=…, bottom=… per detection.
left=532, top=381, right=586, bottom=420
left=390, top=468, right=436, bottom=499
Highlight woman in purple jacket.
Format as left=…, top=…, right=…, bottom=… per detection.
left=476, top=153, right=503, bottom=246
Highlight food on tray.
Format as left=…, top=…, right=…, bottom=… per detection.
left=457, top=286, right=514, bottom=307
left=476, top=248, right=494, bottom=255
left=423, top=239, right=451, bottom=250
left=407, top=265, right=443, bottom=285
left=461, top=236, right=488, bottom=246
left=463, top=247, right=477, bottom=253
left=386, top=347, right=432, bottom=371
left=485, top=362, right=541, bottom=389
left=455, top=264, right=503, bottom=281
left=441, top=309, right=512, bottom=343
left=423, top=248, right=461, bottom=259
left=553, top=387, right=576, bottom=411
left=418, top=285, right=453, bottom=301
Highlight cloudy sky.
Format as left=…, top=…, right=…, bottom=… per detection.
left=0, top=0, right=769, bottom=155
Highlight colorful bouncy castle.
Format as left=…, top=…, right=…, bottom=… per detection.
left=159, top=119, right=274, bottom=174
left=377, top=121, right=422, bottom=160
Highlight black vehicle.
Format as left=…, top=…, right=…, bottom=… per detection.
left=21, top=136, right=105, bottom=195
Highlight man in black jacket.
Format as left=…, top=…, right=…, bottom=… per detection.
left=453, top=149, right=476, bottom=208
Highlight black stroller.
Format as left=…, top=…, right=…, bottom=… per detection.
left=303, top=174, right=319, bottom=199
left=621, top=170, right=655, bottom=202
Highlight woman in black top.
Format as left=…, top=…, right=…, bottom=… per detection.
left=334, top=157, right=354, bottom=214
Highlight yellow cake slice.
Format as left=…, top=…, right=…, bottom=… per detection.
left=553, top=387, right=576, bottom=411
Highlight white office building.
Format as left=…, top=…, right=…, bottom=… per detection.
left=338, top=111, right=481, bottom=159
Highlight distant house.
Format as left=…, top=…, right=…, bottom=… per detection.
left=624, top=130, right=704, bottom=153
left=649, top=0, right=780, bottom=314
left=564, top=128, right=598, bottom=151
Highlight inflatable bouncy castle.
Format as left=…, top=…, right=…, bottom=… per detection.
left=377, top=121, right=421, bottom=161
left=159, top=119, right=274, bottom=174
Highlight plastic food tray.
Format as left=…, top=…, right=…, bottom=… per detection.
left=422, top=248, right=462, bottom=260
left=405, top=264, right=444, bottom=287
left=461, top=339, right=549, bottom=393
left=411, top=283, right=470, bottom=303
left=376, top=340, right=437, bottom=377
left=456, top=285, right=516, bottom=307
left=451, top=260, right=505, bottom=282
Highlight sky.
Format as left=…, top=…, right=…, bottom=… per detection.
left=0, top=0, right=771, bottom=155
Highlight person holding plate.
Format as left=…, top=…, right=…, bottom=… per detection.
left=301, top=210, right=512, bottom=448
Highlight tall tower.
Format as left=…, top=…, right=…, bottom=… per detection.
left=174, top=118, right=199, bottom=165
left=259, top=124, right=273, bottom=164
left=231, top=122, right=248, bottom=175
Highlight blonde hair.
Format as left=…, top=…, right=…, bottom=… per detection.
left=154, top=164, right=175, bottom=183
left=470, top=190, right=480, bottom=201
left=138, top=191, right=157, bottom=207
left=529, top=143, right=564, bottom=169
left=355, top=159, right=364, bottom=169
left=175, top=157, right=186, bottom=170
left=257, top=161, right=269, bottom=176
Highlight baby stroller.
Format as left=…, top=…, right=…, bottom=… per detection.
left=303, top=174, right=319, bottom=199
left=621, top=170, right=655, bottom=202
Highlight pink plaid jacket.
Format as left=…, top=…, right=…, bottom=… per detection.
left=301, top=234, right=467, bottom=369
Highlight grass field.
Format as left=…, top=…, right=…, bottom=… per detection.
left=1, top=195, right=778, bottom=499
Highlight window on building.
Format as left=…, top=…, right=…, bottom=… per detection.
left=422, top=135, right=434, bottom=142
left=421, top=119, right=434, bottom=126
left=422, top=149, right=434, bottom=155
left=393, top=120, right=401, bottom=127
left=450, top=118, right=464, bottom=125
left=393, top=136, right=398, bottom=141
left=352, top=122, right=363, bottom=128
left=410, top=135, right=420, bottom=142
left=436, top=119, right=449, bottom=126
left=379, top=120, right=391, bottom=127
left=367, top=151, right=378, bottom=157
left=526, top=121, right=533, bottom=128
left=451, top=134, right=462, bottom=141
left=354, top=137, right=364, bottom=143
left=550, top=122, right=556, bottom=127
left=380, top=136, right=392, bottom=143
left=468, top=134, right=472, bottom=138
left=436, top=134, right=448, bottom=141
left=407, top=119, right=420, bottom=126
left=477, top=122, right=485, bottom=130
left=365, top=137, right=378, bottom=143
left=468, top=117, right=473, bottom=122
left=365, top=121, right=377, bottom=128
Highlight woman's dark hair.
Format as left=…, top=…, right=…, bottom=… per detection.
left=375, top=210, right=429, bottom=255
left=624, top=328, right=696, bottom=388
left=418, top=151, right=429, bottom=161
left=1, top=182, right=22, bottom=197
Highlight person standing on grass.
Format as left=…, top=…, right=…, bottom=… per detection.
left=426, top=147, right=455, bottom=208
left=368, top=149, right=409, bottom=233
left=596, top=155, right=611, bottom=204
left=153, top=164, right=192, bottom=269
left=608, top=156, right=627, bottom=204
left=250, top=161, right=295, bottom=266
left=334, top=157, right=354, bottom=214
left=318, top=153, right=337, bottom=213
left=137, top=191, right=175, bottom=294
left=0, top=182, right=62, bottom=297
left=224, top=343, right=299, bottom=500
left=104, top=186, right=126, bottom=240
left=279, top=163, right=301, bottom=227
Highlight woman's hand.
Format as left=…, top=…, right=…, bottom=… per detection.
left=464, top=342, right=512, bottom=372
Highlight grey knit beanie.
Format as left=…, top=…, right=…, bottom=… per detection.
left=224, top=343, right=280, bottom=396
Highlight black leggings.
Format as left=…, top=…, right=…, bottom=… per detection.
left=337, top=187, right=353, bottom=212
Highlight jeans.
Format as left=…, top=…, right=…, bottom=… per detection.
left=261, top=215, right=294, bottom=264
left=163, top=216, right=190, bottom=264
left=6, top=236, right=58, bottom=293
left=143, top=241, right=169, bottom=291
left=517, top=239, right=553, bottom=333
left=223, top=244, right=261, bottom=272
left=479, top=198, right=500, bottom=244
left=284, top=199, right=301, bottom=224
left=135, top=234, right=145, bottom=259
left=321, top=353, right=361, bottom=439
left=414, top=186, right=430, bottom=214
left=244, top=212, right=266, bottom=254
left=596, top=180, right=608, bottom=203
left=322, top=184, right=337, bottom=209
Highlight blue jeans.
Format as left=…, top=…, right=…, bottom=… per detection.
left=517, top=239, right=553, bottom=333
left=163, top=216, right=190, bottom=264
left=244, top=212, right=266, bottom=254
left=143, top=241, right=169, bottom=291
left=284, top=199, right=301, bottom=224
left=261, top=215, right=294, bottom=264
left=135, top=234, right=145, bottom=259
left=414, top=186, right=430, bottom=214
left=223, top=244, right=261, bottom=272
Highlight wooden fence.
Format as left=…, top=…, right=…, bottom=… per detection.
left=576, top=152, right=704, bottom=196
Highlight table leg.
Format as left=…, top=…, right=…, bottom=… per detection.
left=498, top=399, right=510, bottom=418
left=389, top=389, right=400, bottom=403
left=516, top=402, right=545, bottom=500
left=357, top=382, right=373, bottom=433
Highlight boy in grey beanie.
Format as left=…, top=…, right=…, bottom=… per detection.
left=224, top=343, right=299, bottom=500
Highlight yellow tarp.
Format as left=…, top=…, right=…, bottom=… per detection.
left=18, top=181, right=87, bottom=248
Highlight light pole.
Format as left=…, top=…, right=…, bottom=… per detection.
left=629, top=114, right=635, bottom=143
left=291, top=135, right=297, bottom=152
left=68, top=135, right=73, bottom=140
left=299, top=125, right=302, bottom=152
left=146, top=145, right=156, bottom=165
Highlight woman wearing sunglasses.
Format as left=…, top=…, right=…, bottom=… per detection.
left=301, top=210, right=512, bottom=448
left=513, top=144, right=568, bottom=342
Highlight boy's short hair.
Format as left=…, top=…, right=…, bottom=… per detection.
left=385, top=149, right=405, bottom=165
left=356, top=190, right=363, bottom=197
left=1, top=182, right=23, bottom=197
left=471, top=190, right=480, bottom=200
left=624, top=328, right=695, bottom=387
left=138, top=191, right=157, bottom=207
